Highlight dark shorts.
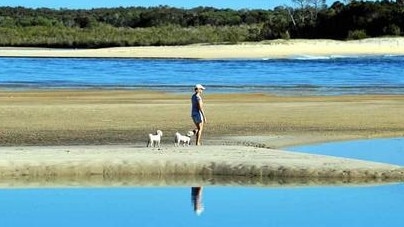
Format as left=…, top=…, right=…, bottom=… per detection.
left=192, top=113, right=203, bottom=124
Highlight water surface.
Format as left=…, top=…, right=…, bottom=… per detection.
left=1, top=184, right=403, bottom=227
left=287, top=137, right=404, bottom=166
left=1, top=56, right=403, bottom=95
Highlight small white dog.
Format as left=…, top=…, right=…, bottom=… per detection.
left=147, top=130, right=163, bottom=147
left=174, top=130, right=196, bottom=146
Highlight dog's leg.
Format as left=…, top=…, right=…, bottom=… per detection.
left=147, top=134, right=153, bottom=147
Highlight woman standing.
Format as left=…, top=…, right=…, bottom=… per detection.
left=191, top=84, right=207, bottom=146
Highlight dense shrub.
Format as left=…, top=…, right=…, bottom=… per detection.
left=0, top=2, right=403, bottom=48
left=347, top=29, right=368, bottom=40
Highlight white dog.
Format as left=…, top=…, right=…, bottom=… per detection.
left=174, top=130, right=196, bottom=146
left=147, top=130, right=163, bottom=147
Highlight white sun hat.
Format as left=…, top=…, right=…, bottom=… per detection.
left=195, top=84, right=205, bottom=90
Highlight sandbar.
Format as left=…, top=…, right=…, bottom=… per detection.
left=0, top=90, right=403, bottom=187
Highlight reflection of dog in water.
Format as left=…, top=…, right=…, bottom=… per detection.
left=191, top=187, right=204, bottom=215
left=174, top=130, right=197, bottom=146
left=147, top=130, right=163, bottom=147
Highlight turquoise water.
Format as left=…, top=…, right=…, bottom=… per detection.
left=1, top=184, right=403, bottom=227
left=1, top=56, right=403, bottom=95
left=287, top=137, right=404, bottom=166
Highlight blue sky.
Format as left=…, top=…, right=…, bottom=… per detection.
left=0, top=0, right=331, bottom=10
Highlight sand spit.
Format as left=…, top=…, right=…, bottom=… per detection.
left=0, top=145, right=403, bottom=188
left=1, top=38, right=404, bottom=59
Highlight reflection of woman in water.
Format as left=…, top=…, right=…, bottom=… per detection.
left=191, top=187, right=204, bottom=215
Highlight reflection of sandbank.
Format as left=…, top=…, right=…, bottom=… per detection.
left=0, top=145, right=403, bottom=189
left=0, top=38, right=403, bottom=59
left=0, top=174, right=401, bottom=189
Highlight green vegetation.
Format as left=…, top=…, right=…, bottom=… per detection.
left=0, top=1, right=403, bottom=48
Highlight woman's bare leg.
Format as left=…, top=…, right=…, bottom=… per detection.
left=194, top=122, right=204, bottom=145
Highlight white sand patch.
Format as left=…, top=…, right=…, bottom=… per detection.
left=1, top=38, right=403, bottom=59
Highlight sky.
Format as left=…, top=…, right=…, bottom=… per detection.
left=0, top=0, right=333, bottom=10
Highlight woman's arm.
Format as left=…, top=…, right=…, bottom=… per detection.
left=198, top=100, right=207, bottom=123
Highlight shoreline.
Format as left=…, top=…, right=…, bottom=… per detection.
left=1, top=38, right=404, bottom=59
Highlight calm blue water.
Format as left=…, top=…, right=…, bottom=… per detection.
left=287, top=137, right=404, bottom=166
left=1, top=185, right=403, bottom=227
left=1, top=56, right=403, bottom=95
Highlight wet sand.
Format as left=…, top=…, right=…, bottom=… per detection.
left=1, top=90, right=403, bottom=147
left=0, top=90, right=403, bottom=186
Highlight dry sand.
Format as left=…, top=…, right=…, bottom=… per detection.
left=0, top=90, right=403, bottom=187
left=1, top=37, right=404, bottom=59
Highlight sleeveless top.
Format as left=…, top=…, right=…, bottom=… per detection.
left=191, top=93, right=202, bottom=116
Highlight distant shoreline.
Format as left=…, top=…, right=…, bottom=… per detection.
left=1, top=38, right=404, bottom=59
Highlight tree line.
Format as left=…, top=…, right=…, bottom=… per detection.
left=0, top=1, right=403, bottom=48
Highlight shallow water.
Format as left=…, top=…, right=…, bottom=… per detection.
left=287, top=137, right=404, bottom=166
left=1, top=184, right=403, bottom=227
left=1, top=56, right=404, bottom=95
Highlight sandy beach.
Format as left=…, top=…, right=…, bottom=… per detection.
left=1, top=37, right=404, bottom=59
left=1, top=37, right=404, bottom=186
left=0, top=89, right=403, bottom=187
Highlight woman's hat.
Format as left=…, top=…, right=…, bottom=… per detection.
left=195, top=84, right=205, bottom=90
